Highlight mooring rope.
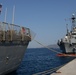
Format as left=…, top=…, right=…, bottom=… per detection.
left=34, top=39, right=62, bottom=54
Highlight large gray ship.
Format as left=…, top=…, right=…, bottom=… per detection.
left=57, top=14, right=76, bottom=54
left=0, top=4, right=35, bottom=75
left=0, top=21, right=33, bottom=75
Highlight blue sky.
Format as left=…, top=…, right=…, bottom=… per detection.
left=0, top=0, right=76, bottom=48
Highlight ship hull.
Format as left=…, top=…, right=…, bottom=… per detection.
left=0, top=43, right=29, bottom=75
left=59, top=43, right=76, bottom=54
left=0, top=19, right=34, bottom=75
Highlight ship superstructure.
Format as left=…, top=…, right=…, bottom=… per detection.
left=57, top=14, right=76, bottom=54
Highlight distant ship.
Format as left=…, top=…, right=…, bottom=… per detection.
left=57, top=14, right=76, bottom=54
left=0, top=22, right=34, bottom=75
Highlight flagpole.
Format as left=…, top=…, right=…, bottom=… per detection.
left=3, top=7, right=7, bottom=41
left=11, top=5, right=15, bottom=41
left=12, top=5, right=15, bottom=24
left=4, top=8, right=7, bottom=22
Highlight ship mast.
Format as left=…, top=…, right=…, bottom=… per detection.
left=71, top=14, right=76, bottom=30
left=12, top=5, right=15, bottom=24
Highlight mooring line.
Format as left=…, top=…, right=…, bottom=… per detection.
left=34, top=39, right=61, bottom=54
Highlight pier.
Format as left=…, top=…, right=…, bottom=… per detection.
left=51, top=58, right=76, bottom=75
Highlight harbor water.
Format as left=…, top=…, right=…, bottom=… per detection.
left=7, top=48, right=75, bottom=75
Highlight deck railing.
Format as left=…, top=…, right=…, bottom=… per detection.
left=0, top=22, right=31, bottom=42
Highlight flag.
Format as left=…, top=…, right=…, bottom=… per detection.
left=0, top=4, right=2, bottom=14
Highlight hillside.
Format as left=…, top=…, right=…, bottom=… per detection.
left=47, top=44, right=59, bottom=49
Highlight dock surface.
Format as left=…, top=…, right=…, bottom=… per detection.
left=51, top=58, right=76, bottom=75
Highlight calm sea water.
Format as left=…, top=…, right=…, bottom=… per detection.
left=7, top=48, right=75, bottom=75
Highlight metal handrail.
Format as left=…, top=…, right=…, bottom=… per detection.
left=0, top=22, right=31, bottom=42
